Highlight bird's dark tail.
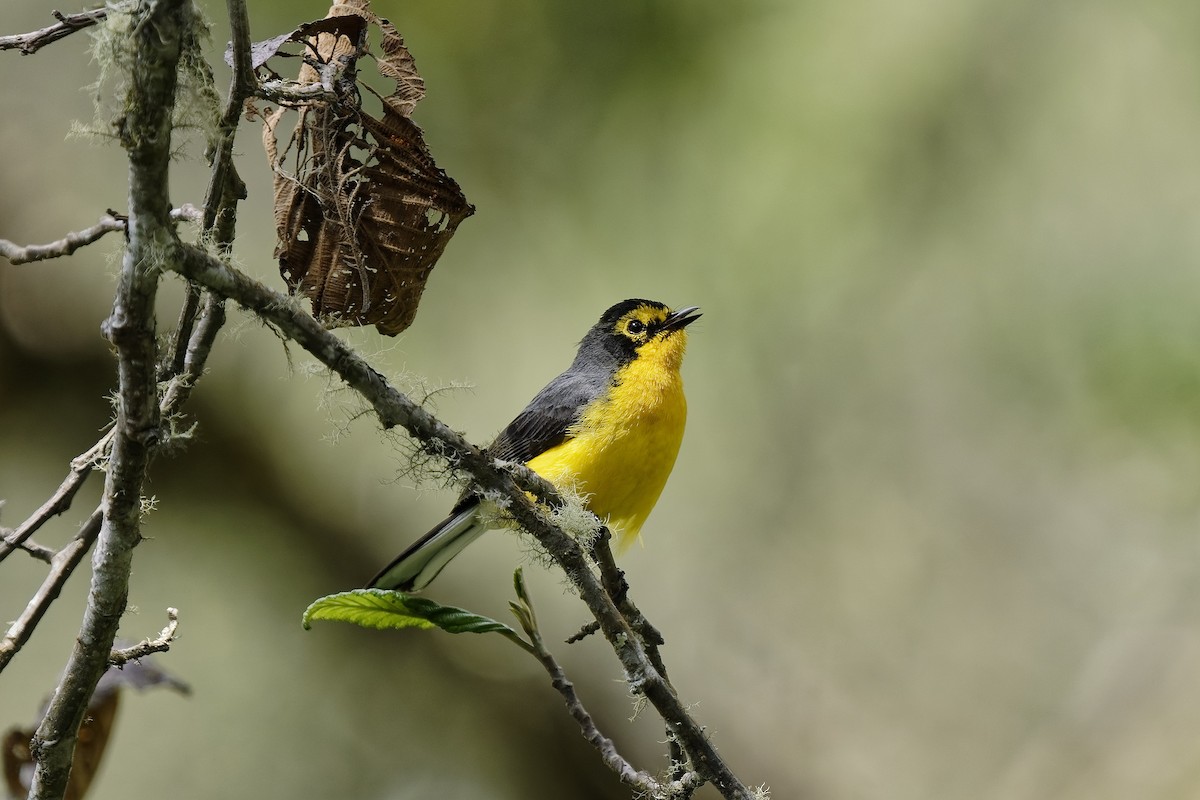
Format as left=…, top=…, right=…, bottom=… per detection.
left=368, top=502, right=487, bottom=592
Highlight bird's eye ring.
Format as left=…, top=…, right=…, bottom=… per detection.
left=627, top=319, right=646, bottom=335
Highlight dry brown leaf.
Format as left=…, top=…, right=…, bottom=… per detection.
left=2, top=727, right=29, bottom=799
left=256, top=0, right=473, bottom=336
left=3, top=660, right=189, bottom=800
left=3, top=691, right=119, bottom=800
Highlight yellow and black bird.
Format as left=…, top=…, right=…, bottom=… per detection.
left=370, top=298, right=701, bottom=592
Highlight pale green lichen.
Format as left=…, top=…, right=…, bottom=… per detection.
left=478, top=482, right=603, bottom=579
left=628, top=690, right=649, bottom=723
left=71, top=1, right=221, bottom=158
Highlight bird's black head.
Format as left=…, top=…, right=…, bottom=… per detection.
left=573, top=299, right=702, bottom=372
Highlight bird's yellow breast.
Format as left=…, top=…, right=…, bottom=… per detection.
left=524, top=331, right=689, bottom=551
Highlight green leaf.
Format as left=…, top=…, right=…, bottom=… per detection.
left=302, top=589, right=533, bottom=652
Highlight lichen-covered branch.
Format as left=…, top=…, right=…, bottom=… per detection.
left=523, top=587, right=703, bottom=797
left=0, top=267, right=225, bottom=681
left=202, top=0, right=252, bottom=238
left=108, top=608, right=181, bottom=667
left=27, top=1, right=191, bottom=796
left=256, top=78, right=338, bottom=106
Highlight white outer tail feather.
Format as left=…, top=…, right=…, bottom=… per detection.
left=369, top=503, right=487, bottom=591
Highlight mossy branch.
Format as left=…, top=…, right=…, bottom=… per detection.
left=26, top=0, right=189, bottom=796
left=3, top=3, right=244, bottom=798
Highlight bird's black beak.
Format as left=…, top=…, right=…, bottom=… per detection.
left=659, top=306, right=702, bottom=333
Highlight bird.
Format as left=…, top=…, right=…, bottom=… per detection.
left=369, top=298, right=701, bottom=592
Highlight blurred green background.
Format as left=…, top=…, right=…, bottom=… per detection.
left=5, top=0, right=1200, bottom=798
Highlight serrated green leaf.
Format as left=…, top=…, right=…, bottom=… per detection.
left=302, top=589, right=534, bottom=653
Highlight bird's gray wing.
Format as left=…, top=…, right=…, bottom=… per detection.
left=371, top=370, right=604, bottom=591
left=487, top=370, right=608, bottom=465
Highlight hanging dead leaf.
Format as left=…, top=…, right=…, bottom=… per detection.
left=2, top=659, right=189, bottom=800
left=3, top=698, right=118, bottom=800
left=254, top=0, right=474, bottom=336
left=2, top=728, right=29, bottom=799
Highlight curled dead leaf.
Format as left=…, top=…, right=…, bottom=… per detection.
left=2, top=660, right=188, bottom=800
left=255, top=0, right=473, bottom=336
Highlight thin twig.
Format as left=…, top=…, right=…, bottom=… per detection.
left=0, top=8, right=108, bottom=56
left=156, top=0, right=247, bottom=402
left=1, top=536, right=55, bottom=563
left=165, top=283, right=203, bottom=377
left=0, top=205, right=201, bottom=265
left=589, top=528, right=691, bottom=783
left=0, top=286, right=225, bottom=677
left=224, top=0, right=256, bottom=113
left=160, top=292, right=226, bottom=412
left=0, top=510, right=103, bottom=673
left=202, top=0, right=253, bottom=236
left=527, top=603, right=698, bottom=797
left=514, top=573, right=704, bottom=797
left=0, top=432, right=111, bottom=565
left=565, top=620, right=600, bottom=644
left=108, top=608, right=181, bottom=667
left=0, top=214, right=124, bottom=264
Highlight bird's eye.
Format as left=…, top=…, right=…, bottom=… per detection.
left=627, top=319, right=646, bottom=335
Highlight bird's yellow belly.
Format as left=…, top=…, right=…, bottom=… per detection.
left=525, top=368, right=687, bottom=551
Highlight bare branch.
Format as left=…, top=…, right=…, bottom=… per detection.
left=0, top=284, right=225, bottom=675
left=0, top=9, right=107, bottom=56
left=165, top=283, right=203, bottom=376
left=0, top=510, right=103, bottom=673
left=0, top=223, right=223, bottom=682
left=108, top=608, right=181, bottom=667
left=0, top=433, right=111, bottom=565
left=0, top=205, right=200, bottom=266
left=536, top=641, right=676, bottom=794
left=522, top=583, right=704, bottom=797
left=160, top=292, right=226, bottom=412
left=0, top=214, right=124, bottom=264
left=224, top=0, right=256, bottom=106
left=202, top=0, right=253, bottom=237
left=1, top=535, right=55, bottom=563
left=589, top=529, right=693, bottom=783
left=29, top=1, right=191, bottom=795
